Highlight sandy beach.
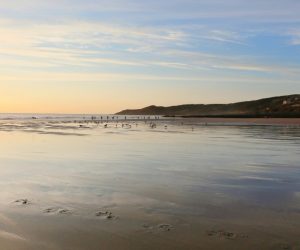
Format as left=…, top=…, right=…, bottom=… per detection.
left=0, top=117, right=300, bottom=249
left=183, top=117, right=300, bottom=126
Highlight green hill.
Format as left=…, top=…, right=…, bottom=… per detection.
left=116, top=95, right=300, bottom=118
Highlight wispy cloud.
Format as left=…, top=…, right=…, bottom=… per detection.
left=287, top=29, right=300, bottom=45
left=1, top=18, right=297, bottom=77
left=1, top=71, right=299, bottom=84
left=197, top=30, right=246, bottom=45
left=1, top=0, right=300, bottom=23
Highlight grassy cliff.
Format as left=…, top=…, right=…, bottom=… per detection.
left=116, top=95, right=300, bottom=118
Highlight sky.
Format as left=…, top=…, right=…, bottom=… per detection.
left=0, top=0, right=300, bottom=114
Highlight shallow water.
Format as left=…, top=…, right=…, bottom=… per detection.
left=0, top=118, right=300, bottom=249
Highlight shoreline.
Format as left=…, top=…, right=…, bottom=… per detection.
left=177, top=117, right=300, bottom=126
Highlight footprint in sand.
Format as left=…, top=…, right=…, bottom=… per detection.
left=43, top=207, right=72, bottom=215
left=58, top=209, right=72, bottom=215
left=206, top=229, right=248, bottom=240
left=14, top=199, right=30, bottom=205
left=142, top=223, right=173, bottom=232
left=43, top=207, right=58, bottom=213
left=157, top=224, right=173, bottom=232
left=95, top=211, right=116, bottom=220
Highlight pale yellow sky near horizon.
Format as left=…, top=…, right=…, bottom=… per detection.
left=0, top=81, right=228, bottom=114
left=0, top=79, right=295, bottom=114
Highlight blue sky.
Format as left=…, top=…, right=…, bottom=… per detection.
left=0, top=0, right=300, bottom=113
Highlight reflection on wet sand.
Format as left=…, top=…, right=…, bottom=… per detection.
left=0, top=117, right=300, bottom=249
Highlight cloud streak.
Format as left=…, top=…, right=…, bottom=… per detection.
left=0, top=19, right=298, bottom=76
left=288, top=29, right=300, bottom=45
left=1, top=0, right=300, bottom=23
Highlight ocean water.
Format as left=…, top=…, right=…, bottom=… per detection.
left=0, top=117, right=300, bottom=249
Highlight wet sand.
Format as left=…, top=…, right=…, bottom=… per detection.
left=183, top=117, right=300, bottom=126
left=1, top=200, right=300, bottom=250
left=0, top=117, right=300, bottom=249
